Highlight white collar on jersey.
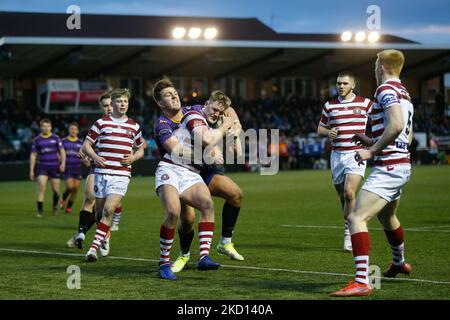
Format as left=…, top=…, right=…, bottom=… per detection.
left=338, top=93, right=356, bottom=103
left=109, top=115, right=129, bottom=123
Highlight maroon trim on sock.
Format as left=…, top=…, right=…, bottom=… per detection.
left=97, top=222, right=110, bottom=233
left=114, top=206, right=122, bottom=214
left=199, top=222, right=215, bottom=232
left=160, top=225, right=175, bottom=239
left=384, top=226, right=404, bottom=246
left=351, top=232, right=370, bottom=257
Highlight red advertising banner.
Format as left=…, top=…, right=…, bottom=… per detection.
left=49, top=91, right=77, bottom=103
left=79, top=90, right=104, bottom=103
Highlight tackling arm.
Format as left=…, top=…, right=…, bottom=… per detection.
left=199, top=116, right=233, bottom=146
left=163, top=135, right=193, bottom=162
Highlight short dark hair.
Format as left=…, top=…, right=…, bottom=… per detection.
left=69, top=122, right=79, bottom=129
left=98, top=90, right=112, bottom=104
left=40, top=118, right=51, bottom=126
left=337, top=71, right=355, bottom=80
left=152, top=77, right=175, bottom=104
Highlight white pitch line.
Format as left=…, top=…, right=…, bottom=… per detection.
left=281, top=224, right=450, bottom=233
left=1, top=247, right=450, bottom=285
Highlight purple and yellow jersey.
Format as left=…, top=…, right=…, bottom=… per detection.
left=62, top=137, right=83, bottom=169
left=154, top=106, right=192, bottom=159
left=31, top=133, right=63, bottom=166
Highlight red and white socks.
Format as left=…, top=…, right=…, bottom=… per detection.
left=384, top=226, right=405, bottom=266
left=112, top=206, right=122, bottom=226
left=199, top=222, right=214, bottom=260
left=351, top=232, right=370, bottom=285
left=159, top=225, right=175, bottom=267
left=90, top=222, right=110, bottom=251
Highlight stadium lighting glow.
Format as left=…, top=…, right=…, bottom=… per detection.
left=188, top=27, right=202, bottom=39
left=172, top=27, right=186, bottom=39
left=368, top=31, right=380, bottom=42
left=341, top=31, right=352, bottom=42
left=355, top=31, right=366, bottom=42
left=204, top=27, right=218, bottom=39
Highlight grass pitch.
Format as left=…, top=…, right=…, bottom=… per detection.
left=0, top=165, right=449, bottom=300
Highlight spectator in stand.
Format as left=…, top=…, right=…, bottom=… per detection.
left=429, top=134, right=440, bottom=164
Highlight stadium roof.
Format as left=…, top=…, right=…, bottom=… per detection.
left=1, top=11, right=449, bottom=79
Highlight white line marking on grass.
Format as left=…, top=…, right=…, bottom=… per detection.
left=1, top=247, right=450, bottom=285
left=281, top=224, right=450, bottom=233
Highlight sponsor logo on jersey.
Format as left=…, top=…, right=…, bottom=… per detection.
left=380, top=94, right=398, bottom=107
left=158, top=128, right=171, bottom=137
left=353, top=107, right=362, bottom=115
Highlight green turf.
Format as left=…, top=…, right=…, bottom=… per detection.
left=0, top=165, right=449, bottom=300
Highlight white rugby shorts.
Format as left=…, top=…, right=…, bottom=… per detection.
left=331, top=150, right=366, bottom=185
left=155, top=161, right=204, bottom=195
left=94, top=174, right=130, bottom=198
left=361, top=164, right=411, bottom=202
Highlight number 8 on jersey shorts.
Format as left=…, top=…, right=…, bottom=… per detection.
left=361, top=164, right=411, bottom=202
left=331, top=151, right=367, bottom=185
left=155, top=161, right=205, bottom=195
left=94, top=174, right=130, bottom=198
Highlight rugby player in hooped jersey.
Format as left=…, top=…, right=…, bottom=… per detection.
left=171, top=91, right=246, bottom=274
left=317, top=71, right=373, bottom=252
left=331, top=49, right=414, bottom=297
left=152, top=78, right=234, bottom=280
left=82, top=88, right=145, bottom=262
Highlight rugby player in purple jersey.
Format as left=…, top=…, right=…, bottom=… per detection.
left=29, top=119, right=66, bottom=217
left=60, top=122, right=83, bottom=214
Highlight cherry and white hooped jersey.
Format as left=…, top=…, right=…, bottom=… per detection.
left=371, top=79, right=414, bottom=167
left=320, top=95, right=373, bottom=152
left=87, top=115, right=143, bottom=177
left=161, top=110, right=209, bottom=173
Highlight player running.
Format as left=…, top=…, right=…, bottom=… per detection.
left=81, top=88, right=145, bottom=262
left=317, top=71, right=373, bottom=252
left=66, top=91, right=114, bottom=251
left=59, top=122, right=83, bottom=214
left=331, top=49, right=414, bottom=297
left=152, top=78, right=234, bottom=280
left=29, top=119, right=66, bottom=217
left=171, top=90, right=245, bottom=274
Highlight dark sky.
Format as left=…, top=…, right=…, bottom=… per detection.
left=1, top=0, right=449, bottom=44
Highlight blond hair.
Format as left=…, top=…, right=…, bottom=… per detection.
left=377, top=49, right=405, bottom=76
left=111, top=88, right=131, bottom=100
left=208, top=90, right=231, bottom=110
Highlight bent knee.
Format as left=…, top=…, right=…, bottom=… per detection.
left=227, top=188, right=243, bottom=207
left=198, top=197, right=214, bottom=212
